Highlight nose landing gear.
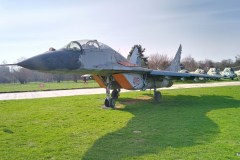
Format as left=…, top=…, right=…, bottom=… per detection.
left=104, top=77, right=120, bottom=108
left=104, top=89, right=120, bottom=108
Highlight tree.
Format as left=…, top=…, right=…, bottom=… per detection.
left=181, top=55, right=197, bottom=71
left=216, top=59, right=233, bottom=70
left=203, top=59, right=214, bottom=71
left=0, top=60, right=13, bottom=83
left=2, top=60, right=7, bottom=65
left=53, top=74, right=63, bottom=83
left=12, top=68, right=32, bottom=84
left=72, top=74, right=78, bottom=83
left=148, top=53, right=172, bottom=70
left=11, top=57, right=33, bottom=84
left=196, top=60, right=205, bottom=70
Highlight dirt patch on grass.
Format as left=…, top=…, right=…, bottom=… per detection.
left=121, top=96, right=152, bottom=105
left=138, top=96, right=152, bottom=100
left=117, top=96, right=152, bottom=108
left=121, top=99, right=140, bottom=105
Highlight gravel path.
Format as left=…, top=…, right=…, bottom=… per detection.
left=0, top=81, right=239, bottom=100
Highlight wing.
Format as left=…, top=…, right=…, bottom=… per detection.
left=150, top=70, right=221, bottom=80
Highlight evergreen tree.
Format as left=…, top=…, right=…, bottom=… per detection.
left=127, top=45, right=148, bottom=68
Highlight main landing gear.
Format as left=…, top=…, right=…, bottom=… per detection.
left=103, top=77, right=161, bottom=108
left=153, top=85, right=162, bottom=102
left=104, top=77, right=120, bottom=108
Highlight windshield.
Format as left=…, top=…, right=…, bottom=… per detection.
left=61, top=39, right=114, bottom=51
left=61, top=41, right=81, bottom=51
left=223, top=68, right=234, bottom=72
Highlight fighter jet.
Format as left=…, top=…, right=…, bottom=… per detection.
left=190, top=67, right=207, bottom=81
left=231, top=66, right=240, bottom=78
left=193, top=68, right=207, bottom=75
left=235, top=70, right=240, bottom=78
left=81, top=74, right=94, bottom=82
left=1, top=39, right=221, bottom=108
left=221, top=67, right=237, bottom=80
left=207, top=67, right=221, bottom=79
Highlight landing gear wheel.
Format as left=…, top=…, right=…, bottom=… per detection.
left=104, top=98, right=110, bottom=107
left=154, top=91, right=162, bottom=102
left=111, top=89, right=118, bottom=100
left=109, top=98, right=116, bottom=108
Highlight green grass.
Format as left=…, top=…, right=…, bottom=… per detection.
left=0, top=78, right=239, bottom=93
left=1, top=86, right=240, bottom=159
left=0, top=80, right=100, bottom=93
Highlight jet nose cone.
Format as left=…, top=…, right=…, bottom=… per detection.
left=17, top=57, right=47, bottom=70
left=17, top=50, right=82, bottom=72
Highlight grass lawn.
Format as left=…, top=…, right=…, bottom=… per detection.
left=0, top=80, right=100, bottom=93
left=0, top=86, right=240, bottom=159
left=0, top=78, right=239, bottom=93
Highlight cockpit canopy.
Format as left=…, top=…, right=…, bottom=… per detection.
left=209, top=68, right=220, bottom=73
left=223, top=67, right=234, bottom=72
left=61, top=39, right=113, bottom=51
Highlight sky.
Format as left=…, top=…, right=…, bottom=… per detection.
left=0, top=0, right=240, bottom=64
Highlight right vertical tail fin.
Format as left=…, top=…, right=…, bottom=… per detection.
left=164, top=44, right=182, bottom=72
left=128, top=46, right=142, bottom=67
left=129, top=46, right=139, bottom=64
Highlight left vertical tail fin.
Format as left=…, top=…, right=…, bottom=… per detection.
left=165, top=44, right=182, bottom=72
left=129, top=46, right=138, bottom=64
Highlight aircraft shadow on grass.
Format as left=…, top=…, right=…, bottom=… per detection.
left=82, top=94, right=239, bottom=159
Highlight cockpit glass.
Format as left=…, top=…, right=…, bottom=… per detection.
left=61, top=39, right=115, bottom=51
left=76, top=39, right=113, bottom=50
left=69, top=42, right=81, bottom=50
left=224, top=68, right=229, bottom=72
left=85, top=41, right=99, bottom=49
left=61, top=42, right=81, bottom=51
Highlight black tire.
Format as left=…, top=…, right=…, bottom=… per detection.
left=104, top=98, right=110, bottom=107
left=154, top=91, right=162, bottom=102
left=111, top=89, right=118, bottom=99
left=109, top=98, right=116, bottom=108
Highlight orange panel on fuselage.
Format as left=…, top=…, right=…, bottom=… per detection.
left=92, top=75, right=106, bottom=88
left=112, top=73, right=133, bottom=89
